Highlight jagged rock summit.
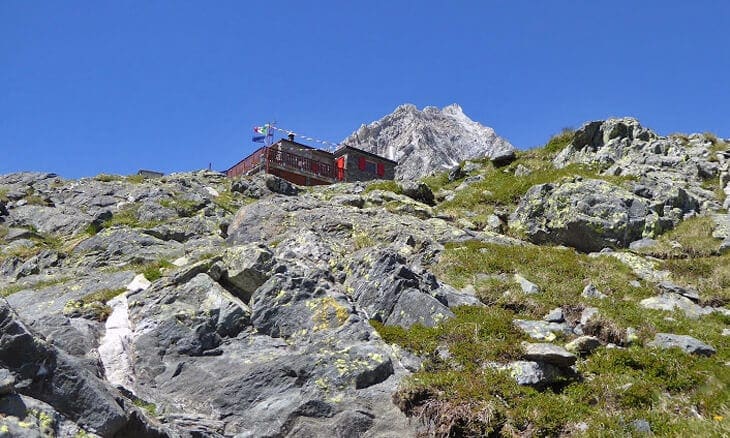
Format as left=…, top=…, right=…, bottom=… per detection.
left=343, top=104, right=515, bottom=180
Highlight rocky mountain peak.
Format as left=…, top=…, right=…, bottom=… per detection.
left=343, top=104, right=515, bottom=180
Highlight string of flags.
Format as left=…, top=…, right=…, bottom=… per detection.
left=251, top=123, right=345, bottom=152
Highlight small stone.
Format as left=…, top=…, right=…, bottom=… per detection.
left=565, top=336, right=601, bottom=356
left=514, top=273, right=540, bottom=294
left=629, top=238, right=658, bottom=251
left=523, top=343, right=577, bottom=367
left=506, top=360, right=562, bottom=388
left=126, top=274, right=151, bottom=292
left=543, top=307, right=564, bottom=323
left=657, top=281, right=699, bottom=302
left=514, top=164, right=531, bottom=177
left=640, top=293, right=710, bottom=319
left=723, top=328, right=730, bottom=337
left=513, top=319, right=572, bottom=341
left=630, top=419, right=651, bottom=433
left=647, top=333, right=716, bottom=356
left=172, top=256, right=190, bottom=267
left=626, top=327, right=639, bottom=344
left=580, top=307, right=599, bottom=325
left=582, top=283, right=607, bottom=300
left=485, top=214, right=504, bottom=233
left=629, top=280, right=641, bottom=288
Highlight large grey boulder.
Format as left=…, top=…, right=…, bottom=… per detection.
left=510, top=179, right=650, bottom=252
left=398, top=181, right=435, bottom=206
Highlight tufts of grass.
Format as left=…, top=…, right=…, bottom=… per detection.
left=372, top=306, right=525, bottom=369
left=0, top=188, right=9, bottom=202
left=104, top=206, right=142, bottom=228
left=212, top=189, right=251, bottom=214
left=352, top=227, right=375, bottom=250
left=140, top=259, right=173, bottom=281
left=63, top=287, right=126, bottom=322
left=94, top=174, right=122, bottom=182
left=539, top=128, right=575, bottom=158
left=125, top=174, right=146, bottom=184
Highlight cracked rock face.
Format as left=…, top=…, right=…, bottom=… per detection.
left=0, top=171, right=475, bottom=437
left=342, top=103, right=515, bottom=180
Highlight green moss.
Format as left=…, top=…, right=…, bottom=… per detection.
left=133, top=399, right=158, bottom=417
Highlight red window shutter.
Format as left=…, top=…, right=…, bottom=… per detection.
left=376, top=162, right=385, bottom=177
left=358, top=156, right=366, bottom=170
left=311, top=162, right=319, bottom=173
left=336, top=157, right=345, bottom=180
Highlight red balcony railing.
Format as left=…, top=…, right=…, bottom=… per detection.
left=267, top=149, right=338, bottom=180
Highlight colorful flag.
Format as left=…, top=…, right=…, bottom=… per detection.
left=253, top=124, right=273, bottom=143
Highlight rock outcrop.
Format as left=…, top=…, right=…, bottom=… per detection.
left=1, top=114, right=727, bottom=436
left=342, top=104, right=515, bottom=180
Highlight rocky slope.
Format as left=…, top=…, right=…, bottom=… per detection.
left=342, top=104, right=515, bottom=180
left=0, top=117, right=729, bottom=437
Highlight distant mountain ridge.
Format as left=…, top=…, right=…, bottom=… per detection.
left=342, top=104, right=515, bottom=180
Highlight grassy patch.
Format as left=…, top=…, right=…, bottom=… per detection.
left=383, top=240, right=730, bottom=434
left=364, top=180, right=402, bottom=194
left=636, top=215, right=722, bottom=259
left=94, top=174, right=122, bottom=182
left=0, top=188, right=9, bottom=202
left=421, top=171, right=451, bottom=194
left=540, top=128, right=575, bottom=158
left=125, top=174, right=146, bottom=184
left=104, top=206, right=142, bottom=228
left=372, top=306, right=525, bottom=369
left=102, top=205, right=160, bottom=229
left=212, top=189, right=251, bottom=214
left=437, top=241, right=652, bottom=319
left=140, top=259, right=173, bottom=281
left=0, top=228, right=64, bottom=263
left=159, top=197, right=205, bottom=217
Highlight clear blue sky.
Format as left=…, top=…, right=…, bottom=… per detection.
left=1, top=1, right=728, bottom=178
